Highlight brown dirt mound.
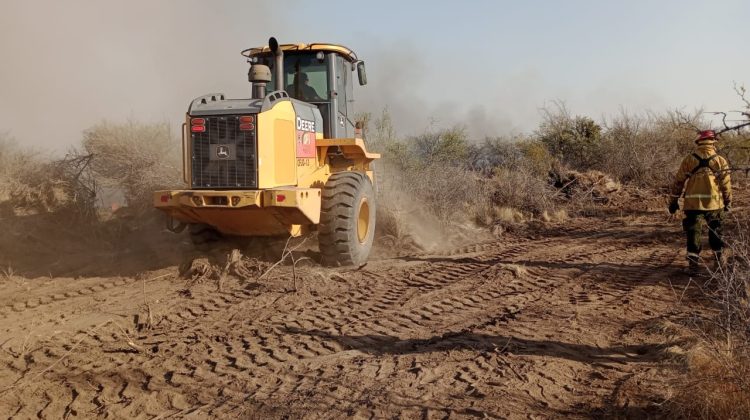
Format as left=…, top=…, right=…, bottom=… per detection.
left=555, top=169, right=621, bottom=202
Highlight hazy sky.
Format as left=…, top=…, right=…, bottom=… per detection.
left=1, top=0, right=748, bottom=150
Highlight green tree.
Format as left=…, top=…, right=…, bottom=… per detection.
left=537, top=104, right=603, bottom=170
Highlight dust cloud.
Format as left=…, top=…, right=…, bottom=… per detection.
left=0, top=2, right=524, bottom=150
left=0, top=1, right=280, bottom=151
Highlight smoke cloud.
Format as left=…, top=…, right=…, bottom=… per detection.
left=0, top=2, right=540, bottom=149
left=1, top=1, right=741, bottom=151
left=0, top=1, right=280, bottom=150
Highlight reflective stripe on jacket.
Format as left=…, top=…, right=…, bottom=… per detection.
left=670, top=143, right=732, bottom=211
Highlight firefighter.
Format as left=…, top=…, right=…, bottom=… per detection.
left=668, top=130, right=732, bottom=270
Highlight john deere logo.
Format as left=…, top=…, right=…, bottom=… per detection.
left=216, top=145, right=230, bottom=159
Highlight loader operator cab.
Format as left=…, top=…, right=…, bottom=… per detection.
left=243, top=43, right=367, bottom=139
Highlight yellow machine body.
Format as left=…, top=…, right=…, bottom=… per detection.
left=154, top=98, right=378, bottom=237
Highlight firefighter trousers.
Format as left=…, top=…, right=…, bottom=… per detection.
left=682, top=210, right=724, bottom=256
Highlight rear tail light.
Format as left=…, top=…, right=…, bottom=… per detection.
left=276, top=194, right=286, bottom=203
left=191, top=117, right=206, bottom=133
left=239, top=116, right=254, bottom=124
left=239, top=123, right=255, bottom=131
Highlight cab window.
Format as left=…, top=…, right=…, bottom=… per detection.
left=260, top=52, right=329, bottom=102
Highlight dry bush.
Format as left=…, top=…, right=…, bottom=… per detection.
left=483, top=167, right=557, bottom=219
left=597, top=110, right=699, bottom=187
left=537, top=103, right=603, bottom=170
left=0, top=137, right=37, bottom=205
left=552, top=169, right=621, bottom=201
left=520, top=140, right=556, bottom=176
left=375, top=160, right=485, bottom=236
left=0, top=137, right=97, bottom=218
left=536, top=105, right=701, bottom=189
left=671, top=215, right=750, bottom=419
left=673, top=345, right=750, bottom=419
left=372, top=141, right=500, bottom=252
left=81, top=120, right=183, bottom=213
left=467, top=136, right=530, bottom=175
left=720, top=131, right=750, bottom=176
left=409, top=127, right=469, bottom=165
left=401, top=164, right=486, bottom=222
left=365, top=111, right=563, bottom=236
left=1, top=121, right=183, bottom=217
left=373, top=125, right=487, bottom=224
left=373, top=200, right=424, bottom=254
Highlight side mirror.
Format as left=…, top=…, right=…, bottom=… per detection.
left=356, top=61, right=367, bottom=86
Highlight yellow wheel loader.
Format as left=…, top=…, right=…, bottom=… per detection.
left=154, top=37, right=379, bottom=266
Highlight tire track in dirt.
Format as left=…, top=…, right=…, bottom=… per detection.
left=266, top=238, right=557, bottom=334
left=0, top=277, right=139, bottom=319
left=379, top=229, right=678, bottom=412
left=0, top=217, right=686, bottom=418
left=3, top=235, right=568, bottom=417
left=264, top=233, right=626, bottom=410
left=443, top=236, right=681, bottom=416
left=187, top=247, right=541, bottom=409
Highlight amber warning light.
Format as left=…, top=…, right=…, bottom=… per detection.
left=239, top=115, right=255, bottom=131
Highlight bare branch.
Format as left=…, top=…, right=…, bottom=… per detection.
left=717, top=120, right=750, bottom=136
left=712, top=111, right=731, bottom=131
left=733, top=82, right=750, bottom=109
left=673, top=109, right=701, bottom=132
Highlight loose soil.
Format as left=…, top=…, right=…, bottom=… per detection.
left=0, top=197, right=736, bottom=418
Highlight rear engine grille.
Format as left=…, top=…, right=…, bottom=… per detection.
left=191, top=115, right=257, bottom=189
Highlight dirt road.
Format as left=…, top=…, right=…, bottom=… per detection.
left=0, top=209, right=696, bottom=418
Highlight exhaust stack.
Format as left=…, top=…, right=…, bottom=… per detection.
left=269, top=37, right=284, bottom=92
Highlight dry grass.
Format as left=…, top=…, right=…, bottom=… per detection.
left=541, top=209, right=568, bottom=223
left=670, top=212, right=750, bottom=419
left=672, top=345, right=750, bottom=419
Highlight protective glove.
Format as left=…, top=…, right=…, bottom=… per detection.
left=724, top=202, right=731, bottom=212
left=668, top=200, right=679, bottom=215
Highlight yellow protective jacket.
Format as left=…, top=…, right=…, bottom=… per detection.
left=670, top=143, right=732, bottom=211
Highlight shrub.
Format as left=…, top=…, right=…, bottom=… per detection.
left=519, top=140, right=555, bottom=176
left=596, top=110, right=698, bottom=187
left=379, top=161, right=485, bottom=224
left=81, top=120, right=183, bottom=212
left=409, top=126, right=469, bottom=166
left=537, top=103, right=603, bottom=170
left=467, top=136, right=528, bottom=175
left=485, top=166, right=556, bottom=217
left=670, top=213, right=750, bottom=419
left=0, top=137, right=97, bottom=218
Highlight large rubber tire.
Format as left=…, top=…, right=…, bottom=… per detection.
left=188, top=223, right=222, bottom=251
left=319, top=172, right=376, bottom=267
